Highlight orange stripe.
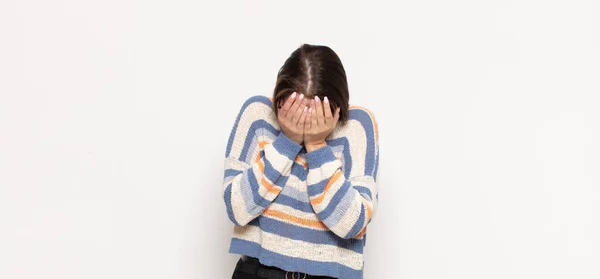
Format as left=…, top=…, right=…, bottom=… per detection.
left=356, top=227, right=367, bottom=238
left=362, top=197, right=373, bottom=221
left=349, top=105, right=379, bottom=142
left=263, top=209, right=326, bottom=229
left=355, top=199, right=372, bottom=238
left=310, top=171, right=343, bottom=204
left=258, top=140, right=269, bottom=149
left=255, top=153, right=281, bottom=195
left=295, top=156, right=308, bottom=169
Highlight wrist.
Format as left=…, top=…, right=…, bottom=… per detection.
left=304, top=141, right=327, bottom=152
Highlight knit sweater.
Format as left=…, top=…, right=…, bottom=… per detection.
left=223, top=95, right=379, bottom=279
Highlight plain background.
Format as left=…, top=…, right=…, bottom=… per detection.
left=1, top=0, right=599, bottom=278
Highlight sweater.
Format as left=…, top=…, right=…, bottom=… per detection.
left=223, top=95, right=379, bottom=279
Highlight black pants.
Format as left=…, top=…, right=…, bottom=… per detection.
left=231, top=256, right=336, bottom=279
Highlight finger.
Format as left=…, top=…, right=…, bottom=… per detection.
left=310, top=99, right=318, bottom=128
left=292, top=97, right=307, bottom=125
left=333, top=107, right=340, bottom=125
left=287, top=93, right=304, bottom=120
left=279, top=92, right=297, bottom=118
left=298, top=105, right=308, bottom=127
left=323, top=96, right=333, bottom=124
left=304, top=106, right=311, bottom=130
left=314, top=96, right=325, bottom=127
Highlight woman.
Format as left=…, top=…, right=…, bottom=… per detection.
left=223, top=44, right=379, bottom=279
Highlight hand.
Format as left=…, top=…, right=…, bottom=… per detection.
left=277, top=92, right=309, bottom=145
left=304, top=96, right=340, bottom=152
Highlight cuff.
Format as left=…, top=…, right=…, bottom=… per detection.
left=306, top=145, right=338, bottom=169
left=272, top=132, right=303, bottom=160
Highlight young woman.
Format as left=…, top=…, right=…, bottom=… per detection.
left=223, top=44, right=379, bottom=279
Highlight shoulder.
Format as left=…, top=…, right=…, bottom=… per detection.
left=238, top=95, right=273, bottom=112
left=232, top=95, right=276, bottom=125
left=226, top=95, right=279, bottom=158
left=347, top=105, right=379, bottom=143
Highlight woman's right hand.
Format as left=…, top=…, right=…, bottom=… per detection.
left=277, top=92, right=309, bottom=144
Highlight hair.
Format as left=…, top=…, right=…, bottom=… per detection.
left=272, top=44, right=350, bottom=124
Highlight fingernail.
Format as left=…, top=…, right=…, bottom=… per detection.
left=314, top=96, right=319, bottom=102
left=309, top=107, right=313, bottom=113
left=291, top=92, right=296, bottom=98
left=324, top=96, right=329, bottom=103
left=304, top=107, right=308, bottom=112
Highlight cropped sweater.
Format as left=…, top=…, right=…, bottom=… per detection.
left=223, top=95, right=379, bottom=279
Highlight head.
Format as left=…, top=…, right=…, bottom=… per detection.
left=272, top=44, right=350, bottom=124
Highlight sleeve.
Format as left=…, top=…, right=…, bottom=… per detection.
left=223, top=96, right=303, bottom=226
left=305, top=108, right=379, bottom=239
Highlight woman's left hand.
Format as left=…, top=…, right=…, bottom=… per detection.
left=304, top=96, right=340, bottom=152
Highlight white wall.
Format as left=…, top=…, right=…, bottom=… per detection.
left=1, top=0, right=599, bottom=278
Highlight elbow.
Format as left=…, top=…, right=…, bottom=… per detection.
left=224, top=200, right=242, bottom=226
left=223, top=192, right=255, bottom=226
left=228, top=213, right=251, bottom=226
left=342, top=220, right=368, bottom=239
left=331, top=206, right=369, bottom=240
left=225, top=202, right=254, bottom=226
left=223, top=184, right=243, bottom=226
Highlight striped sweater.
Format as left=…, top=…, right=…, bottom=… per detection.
left=223, top=95, right=379, bottom=279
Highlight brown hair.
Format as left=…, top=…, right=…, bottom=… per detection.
left=272, top=44, right=350, bottom=124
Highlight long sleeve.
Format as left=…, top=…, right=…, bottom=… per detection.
left=223, top=96, right=302, bottom=226
left=305, top=107, right=379, bottom=239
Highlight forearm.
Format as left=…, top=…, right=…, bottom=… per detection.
left=224, top=132, right=302, bottom=226
left=305, top=145, right=376, bottom=239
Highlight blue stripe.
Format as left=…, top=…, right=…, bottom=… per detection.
left=272, top=194, right=313, bottom=213
left=290, top=163, right=307, bottom=180
left=317, top=180, right=352, bottom=221
left=229, top=238, right=363, bottom=279
left=254, top=216, right=364, bottom=253
left=306, top=146, right=337, bottom=169
left=245, top=169, right=274, bottom=209
left=373, top=147, right=379, bottom=181
left=278, top=182, right=309, bottom=203
left=224, top=169, right=243, bottom=179
left=239, top=120, right=280, bottom=162
left=226, top=95, right=272, bottom=158
left=354, top=185, right=372, bottom=200
left=327, top=137, right=352, bottom=175
left=323, top=184, right=356, bottom=227
left=344, top=204, right=366, bottom=239
left=262, top=154, right=285, bottom=186
left=223, top=183, right=239, bottom=225
left=307, top=177, right=329, bottom=197
left=271, top=132, right=302, bottom=160
left=348, top=109, right=376, bottom=176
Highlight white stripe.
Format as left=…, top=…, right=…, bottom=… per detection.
left=279, top=182, right=310, bottom=203
left=306, top=160, right=342, bottom=185
left=330, top=191, right=364, bottom=237
left=250, top=163, right=281, bottom=201
left=229, top=101, right=278, bottom=159
left=351, top=176, right=377, bottom=209
left=230, top=175, right=256, bottom=225
left=232, top=226, right=363, bottom=270
left=263, top=142, right=295, bottom=173
left=328, top=119, right=368, bottom=178
left=266, top=203, right=321, bottom=223
left=309, top=171, right=345, bottom=211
